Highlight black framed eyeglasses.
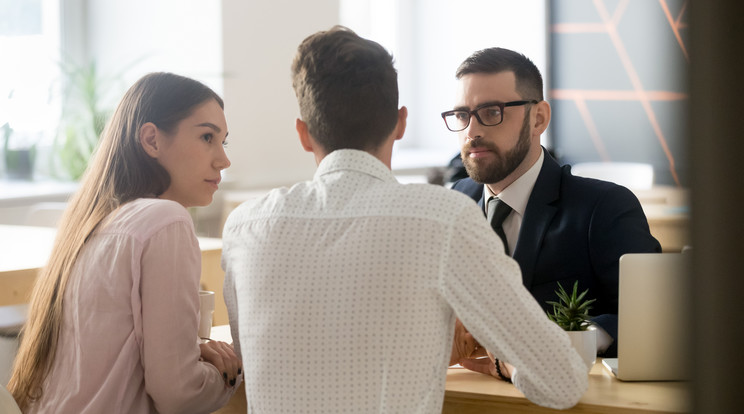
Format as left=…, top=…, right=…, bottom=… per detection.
left=441, top=100, right=539, bottom=132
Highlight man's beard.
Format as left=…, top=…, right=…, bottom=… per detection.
left=461, top=109, right=532, bottom=184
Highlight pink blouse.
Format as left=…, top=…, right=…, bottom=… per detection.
left=28, top=198, right=234, bottom=414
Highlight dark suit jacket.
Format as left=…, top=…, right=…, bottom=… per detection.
left=451, top=148, right=661, bottom=356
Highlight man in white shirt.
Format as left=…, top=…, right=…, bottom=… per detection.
left=222, top=26, right=587, bottom=413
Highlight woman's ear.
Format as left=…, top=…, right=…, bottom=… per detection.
left=139, top=122, right=160, bottom=158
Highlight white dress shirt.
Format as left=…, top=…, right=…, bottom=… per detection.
left=222, top=149, right=587, bottom=413
left=483, top=149, right=544, bottom=254
left=29, top=199, right=234, bottom=414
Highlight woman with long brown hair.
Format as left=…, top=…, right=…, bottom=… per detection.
left=8, top=72, right=242, bottom=413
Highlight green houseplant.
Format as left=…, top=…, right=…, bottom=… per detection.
left=54, top=61, right=113, bottom=180
left=547, top=281, right=596, bottom=331
left=547, top=281, right=598, bottom=371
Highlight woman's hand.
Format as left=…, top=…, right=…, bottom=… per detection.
left=450, top=318, right=480, bottom=366
left=199, top=340, right=242, bottom=387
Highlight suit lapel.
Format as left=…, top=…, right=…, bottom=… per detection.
left=513, top=148, right=562, bottom=290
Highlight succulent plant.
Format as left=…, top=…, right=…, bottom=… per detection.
left=546, top=281, right=596, bottom=331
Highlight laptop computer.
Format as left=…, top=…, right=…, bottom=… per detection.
left=602, top=252, right=692, bottom=381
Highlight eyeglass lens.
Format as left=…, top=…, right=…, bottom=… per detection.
left=444, top=105, right=503, bottom=131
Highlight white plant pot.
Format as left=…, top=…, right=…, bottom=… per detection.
left=566, top=330, right=597, bottom=371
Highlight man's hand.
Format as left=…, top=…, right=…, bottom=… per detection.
left=460, top=350, right=514, bottom=382
left=449, top=319, right=515, bottom=382
left=450, top=318, right=480, bottom=365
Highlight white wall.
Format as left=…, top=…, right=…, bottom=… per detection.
left=85, top=0, right=341, bottom=191
left=221, top=0, right=340, bottom=190
left=85, top=0, right=224, bottom=105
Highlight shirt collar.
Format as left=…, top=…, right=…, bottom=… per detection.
left=484, top=149, right=544, bottom=217
left=314, top=149, right=397, bottom=183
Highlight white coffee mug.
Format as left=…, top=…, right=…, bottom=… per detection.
left=198, top=290, right=215, bottom=339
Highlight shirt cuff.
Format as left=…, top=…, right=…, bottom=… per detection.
left=589, top=322, right=614, bottom=353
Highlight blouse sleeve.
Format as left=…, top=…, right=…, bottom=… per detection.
left=139, top=219, right=234, bottom=414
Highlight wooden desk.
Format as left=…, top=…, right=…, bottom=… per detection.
left=209, top=325, right=245, bottom=414
left=444, top=362, right=689, bottom=413
left=0, top=225, right=229, bottom=326
left=642, top=204, right=690, bottom=252
left=207, top=326, right=689, bottom=414
left=197, top=237, right=229, bottom=326
left=634, top=186, right=691, bottom=252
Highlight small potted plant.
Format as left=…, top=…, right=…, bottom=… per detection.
left=547, top=281, right=597, bottom=371
left=3, top=122, right=36, bottom=181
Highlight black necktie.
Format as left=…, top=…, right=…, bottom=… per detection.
left=487, top=197, right=512, bottom=255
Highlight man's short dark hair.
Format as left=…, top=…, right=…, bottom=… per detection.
left=456, top=47, right=544, bottom=101
left=291, top=26, right=399, bottom=153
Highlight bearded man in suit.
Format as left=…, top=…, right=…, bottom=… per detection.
left=443, top=47, right=661, bottom=369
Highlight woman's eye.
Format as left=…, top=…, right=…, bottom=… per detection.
left=222, top=140, right=229, bottom=147
left=202, top=133, right=213, bottom=143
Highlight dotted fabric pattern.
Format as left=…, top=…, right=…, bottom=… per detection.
left=222, top=149, right=587, bottom=413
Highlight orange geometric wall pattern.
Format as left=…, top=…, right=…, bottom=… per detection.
left=550, top=0, right=688, bottom=186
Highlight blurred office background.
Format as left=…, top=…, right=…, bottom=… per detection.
left=0, top=0, right=691, bottom=237
left=1, top=1, right=742, bottom=412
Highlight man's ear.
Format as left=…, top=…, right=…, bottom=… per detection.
left=139, top=122, right=160, bottom=158
left=393, top=106, right=408, bottom=141
left=532, top=101, right=551, bottom=136
left=296, top=118, right=314, bottom=153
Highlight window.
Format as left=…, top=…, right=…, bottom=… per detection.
left=0, top=0, right=61, bottom=180
left=0, top=0, right=223, bottom=183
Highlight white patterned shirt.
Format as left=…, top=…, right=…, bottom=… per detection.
left=222, top=149, right=587, bottom=413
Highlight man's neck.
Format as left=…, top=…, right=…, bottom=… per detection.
left=314, top=144, right=393, bottom=170
left=374, top=141, right=394, bottom=169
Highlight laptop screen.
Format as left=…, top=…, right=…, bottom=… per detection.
left=612, top=252, right=692, bottom=381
